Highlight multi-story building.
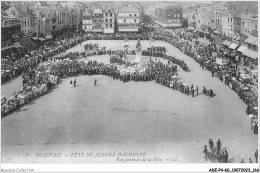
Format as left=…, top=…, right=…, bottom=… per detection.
left=1, top=15, right=21, bottom=41
left=117, top=6, right=140, bottom=32
left=233, top=12, right=241, bottom=36
left=154, top=4, right=182, bottom=29
left=5, top=5, right=32, bottom=35
left=60, top=1, right=81, bottom=30
left=241, top=13, right=258, bottom=36
left=82, top=9, right=93, bottom=32
left=92, top=9, right=103, bottom=32
left=222, top=11, right=234, bottom=37
left=197, top=2, right=213, bottom=30
left=212, top=2, right=227, bottom=31
left=103, top=8, right=115, bottom=33
left=55, top=6, right=67, bottom=30
left=32, top=6, right=57, bottom=37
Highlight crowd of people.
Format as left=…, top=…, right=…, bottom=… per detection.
left=1, top=27, right=257, bottom=134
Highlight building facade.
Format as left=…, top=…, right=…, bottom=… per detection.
left=154, top=4, right=182, bottom=29
left=197, top=3, right=212, bottom=30
left=5, top=6, right=32, bottom=35
left=82, top=9, right=93, bottom=32
left=241, top=13, right=258, bottom=36
left=222, top=12, right=234, bottom=37
left=103, top=8, right=115, bottom=33
left=212, top=2, right=227, bottom=31
left=92, top=9, right=103, bottom=32
left=1, top=15, right=21, bottom=41
left=117, top=6, right=140, bottom=32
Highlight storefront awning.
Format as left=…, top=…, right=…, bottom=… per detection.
left=242, top=49, right=258, bottom=59
left=229, top=43, right=238, bottom=49
left=45, top=35, right=53, bottom=39
left=244, top=36, right=258, bottom=44
left=32, top=37, right=38, bottom=40
left=237, top=46, right=248, bottom=53
left=39, top=37, right=46, bottom=41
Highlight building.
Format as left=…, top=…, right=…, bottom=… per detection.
left=222, top=11, right=234, bottom=37
left=212, top=2, right=227, bottom=31
left=60, top=1, right=82, bottom=30
left=117, top=6, right=140, bottom=32
left=1, top=15, right=21, bottom=41
left=31, top=5, right=57, bottom=37
left=197, top=3, right=213, bottom=30
left=103, top=8, right=115, bottom=33
left=92, top=9, right=103, bottom=32
left=5, top=5, right=32, bottom=35
left=55, top=6, right=67, bottom=30
left=241, top=13, right=258, bottom=36
left=232, top=11, right=241, bottom=37
left=154, top=4, right=182, bottom=29
left=82, top=9, right=93, bottom=32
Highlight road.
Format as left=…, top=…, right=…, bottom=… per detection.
left=1, top=40, right=258, bottom=163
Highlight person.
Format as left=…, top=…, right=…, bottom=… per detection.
left=249, top=158, right=252, bottom=163
left=203, top=86, right=206, bottom=95
left=73, top=78, right=76, bottom=87
left=70, top=80, right=73, bottom=88
left=217, top=139, right=221, bottom=151
left=240, top=158, right=245, bottom=163
left=255, top=149, right=258, bottom=163
left=192, top=89, right=195, bottom=97
left=196, top=86, right=199, bottom=95
left=94, top=79, right=97, bottom=87
left=209, top=139, right=214, bottom=150
left=224, top=150, right=228, bottom=163
left=203, top=145, right=208, bottom=161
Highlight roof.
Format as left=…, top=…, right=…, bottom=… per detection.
left=5, top=5, right=31, bottom=18
left=93, top=9, right=103, bottom=14
left=118, top=6, right=139, bottom=13
left=103, top=8, right=115, bottom=13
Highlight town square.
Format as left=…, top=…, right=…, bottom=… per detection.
left=1, top=1, right=258, bottom=165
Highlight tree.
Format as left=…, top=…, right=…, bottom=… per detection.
left=182, top=18, right=188, bottom=28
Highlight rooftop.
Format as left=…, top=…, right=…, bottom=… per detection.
left=118, top=6, right=139, bottom=13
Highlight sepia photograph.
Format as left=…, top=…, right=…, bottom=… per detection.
left=0, top=0, right=259, bottom=172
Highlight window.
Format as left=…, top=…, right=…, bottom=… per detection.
left=5, top=21, right=8, bottom=26
left=124, top=19, right=126, bottom=23
left=110, top=19, right=112, bottom=22
left=110, top=24, right=112, bottom=27
left=106, top=13, right=108, bottom=16
left=110, top=13, right=112, bottom=17
left=135, top=19, right=137, bottom=23
left=106, top=24, right=108, bottom=27
left=134, top=14, right=137, bottom=16
left=106, top=19, right=108, bottom=22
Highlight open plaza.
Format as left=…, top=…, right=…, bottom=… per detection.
left=1, top=37, right=258, bottom=163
